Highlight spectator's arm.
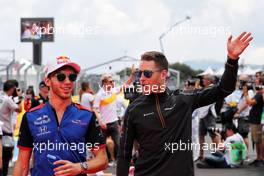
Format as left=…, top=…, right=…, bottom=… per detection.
left=236, top=102, right=248, bottom=115
left=93, top=95, right=100, bottom=113
left=15, top=101, right=22, bottom=113
left=93, top=95, right=107, bottom=129
left=245, top=93, right=257, bottom=105
left=8, top=97, right=22, bottom=113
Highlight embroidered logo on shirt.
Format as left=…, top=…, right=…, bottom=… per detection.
left=143, top=112, right=154, bottom=117
left=34, top=115, right=51, bottom=125
left=164, top=103, right=176, bottom=111
left=71, top=119, right=87, bottom=126
left=37, top=125, right=51, bottom=136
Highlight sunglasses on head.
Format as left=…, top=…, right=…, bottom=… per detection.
left=135, top=69, right=163, bottom=78
left=55, top=73, right=77, bottom=82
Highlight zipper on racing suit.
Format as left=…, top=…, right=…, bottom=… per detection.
left=155, top=94, right=166, bottom=128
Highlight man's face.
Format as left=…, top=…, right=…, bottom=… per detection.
left=255, top=73, right=261, bottom=85
left=139, top=60, right=167, bottom=95
left=255, top=72, right=261, bottom=79
left=8, top=87, right=16, bottom=96
left=40, top=86, right=49, bottom=95
left=225, top=129, right=234, bottom=137
left=203, top=77, right=211, bottom=87
left=45, top=67, right=77, bottom=100
left=260, top=87, right=264, bottom=94
left=103, top=77, right=115, bottom=91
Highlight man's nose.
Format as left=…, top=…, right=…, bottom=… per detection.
left=64, top=76, right=72, bottom=83
left=140, top=76, right=147, bottom=84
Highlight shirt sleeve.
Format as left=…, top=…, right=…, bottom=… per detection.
left=82, top=94, right=94, bottom=103
left=17, top=113, right=33, bottom=150
left=248, top=90, right=254, bottom=99
left=88, top=94, right=94, bottom=102
left=85, top=113, right=105, bottom=150
left=7, top=97, right=18, bottom=111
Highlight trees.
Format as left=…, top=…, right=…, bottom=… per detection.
left=116, top=62, right=203, bottom=82
left=170, top=62, right=203, bottom=81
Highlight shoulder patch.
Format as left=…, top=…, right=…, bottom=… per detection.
left=74, top=103, right=93, bottom=112
left=29, top=103, right=45, bottom=112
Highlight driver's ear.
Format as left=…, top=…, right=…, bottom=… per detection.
left=45, top=77, right=51, bottom=87
left=161, top=70, right=168, bottom=79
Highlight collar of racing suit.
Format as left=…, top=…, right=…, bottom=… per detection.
left=144, top=88, right=172, bottom=128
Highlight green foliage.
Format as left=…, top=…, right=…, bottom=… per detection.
left=116, top=67, right=132, bottom=77
left=170, top=62, right=203, bottom=80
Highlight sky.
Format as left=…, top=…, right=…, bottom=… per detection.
left=0, top=0, right=263, bottom=73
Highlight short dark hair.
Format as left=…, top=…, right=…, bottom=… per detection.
left=3, top=80, right=16, bottom=92
left=26, top=88, right=35, bottom=97
left=225, top=123, right=238, bottom=133
left=81, top=82, right=90, bottom=91
left=9, top=79, right=19, bottom=87
left=141, top=51, right=168, bottom=70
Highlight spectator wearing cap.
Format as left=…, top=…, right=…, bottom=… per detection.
left=24, top=81, right=49, bottom=112
left=14, top=56, right=108, bottom=176
left=32, top=81, right=49, bottom=108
